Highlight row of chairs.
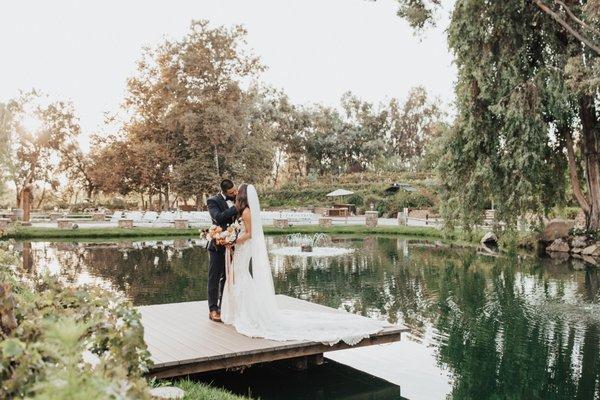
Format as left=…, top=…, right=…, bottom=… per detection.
left=110, top=211, right=212, bottom=224
left=109, top=210, right=315, bottom=224
left=260, top=211, right=314, bottom=223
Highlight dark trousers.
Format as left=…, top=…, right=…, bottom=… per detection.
left=208, top=248, right=226, bottom=312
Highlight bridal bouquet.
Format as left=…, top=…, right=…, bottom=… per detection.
left=203, top=222, right=241, bottom=246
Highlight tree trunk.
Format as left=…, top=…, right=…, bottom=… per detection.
left=86, top=186, right=94, bottom=202
left=214, top=145, right=220, bottom=176
left=164, top=186, right=170, bottom=211
left=273, top=149, right=283, bottom=186
left=20, top=187, right=32, bottom=222
left=579, top=95, right=600, bottom=230
left=15, top=183, right=21, bottom=208
left=36, top=186, right=46, bottom=210
left=564, top=126, right=590, bottom=213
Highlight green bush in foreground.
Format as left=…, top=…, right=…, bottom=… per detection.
left=0, top=248, right=152, bottom=399
left=0, top=246, right=253, bottom=400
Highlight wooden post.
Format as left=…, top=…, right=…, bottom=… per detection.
left=308, top=353, right=324, bottom=366
left=288, top=356, right=308, bottom=371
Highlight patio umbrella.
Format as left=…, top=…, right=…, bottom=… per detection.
left=326, top=189, right=354, bottom=205
left=326, top=189, right=354, bottom=197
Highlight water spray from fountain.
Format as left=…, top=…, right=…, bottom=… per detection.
left=270, top=233, right=355, bottom=257
left=286, top=233, right=330, bottom=252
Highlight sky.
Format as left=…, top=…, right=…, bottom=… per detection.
left=0, top=0, right=456, bottom=151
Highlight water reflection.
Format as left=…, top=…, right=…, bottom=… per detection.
left=12, top=236, right=600, bottom=400
left=193, top=359, right=406, bottom=400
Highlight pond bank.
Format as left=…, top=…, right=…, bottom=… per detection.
left=4, top=224, right=454, bottom=241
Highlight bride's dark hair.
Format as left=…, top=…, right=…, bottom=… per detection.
left=235, top=184, right=249, bottom=217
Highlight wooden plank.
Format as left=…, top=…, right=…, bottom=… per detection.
left=142, top=324, right=211, bottom=367
left=138, top=295, right=409, bottom=377
left=142, top=308, right=237, bottom=355
left=143, top=319, right=225, bottom=361
left=148, top=329, right=402, bottom=379
left=142, top=303, right=296, bottom=358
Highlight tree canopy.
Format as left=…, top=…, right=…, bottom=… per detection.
left=395, top=0, right=600, bottom=230
left=1, top=91, right=80, bottom=208
left=1, top=20, right=447, bottom=211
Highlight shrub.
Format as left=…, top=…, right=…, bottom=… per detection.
left=0, top=247, right=151, bottom=399
left=346, top=193, right=364, bottom=207
left=548, top=206, right=581, bottom=220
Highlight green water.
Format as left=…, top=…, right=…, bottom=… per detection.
left=14, top=236, right=600, bottom=400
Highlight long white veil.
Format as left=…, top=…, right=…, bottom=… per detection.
left=247, top=184, right=278, bottom=312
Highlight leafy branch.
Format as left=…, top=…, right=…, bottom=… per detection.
left=533, top=0, right=600, bottom=55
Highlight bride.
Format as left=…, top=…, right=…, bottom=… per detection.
left=220, top=183, right=386, bottom=346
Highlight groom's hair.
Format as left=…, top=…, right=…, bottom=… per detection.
left=220, top=179, right=234, bottom=192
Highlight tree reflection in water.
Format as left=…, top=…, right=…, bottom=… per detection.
left=17, top=236, right=600, bottom=400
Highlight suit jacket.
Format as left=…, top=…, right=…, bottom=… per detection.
left=207, top=194, right=238, bottom=253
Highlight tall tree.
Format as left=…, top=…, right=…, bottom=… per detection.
left=394, top=0, right=600, bottom=230
left=123, top=20, right=268, bottom=204
left=3, top=91, right=80, bottom=208
left=61, top=141, right=99, bottom=202
left=89, top=137, right=142, bottom=199
left=340, top=93, right=389, bottom=172
left=387, top=86, right=444, bottom=169
left=269, top=94, right=313, bottom=182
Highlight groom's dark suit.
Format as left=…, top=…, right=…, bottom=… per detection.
left=207, top=193, right=238, bottom=312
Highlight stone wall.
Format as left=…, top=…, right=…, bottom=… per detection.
left=273, top=219, right=289, bottom=229
left=365, top=211, right=378, bottom=227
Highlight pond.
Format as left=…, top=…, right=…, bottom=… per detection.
left=12, top=236, right=600, bottom=400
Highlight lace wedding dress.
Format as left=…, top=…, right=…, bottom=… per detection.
left=220, top=185, right=386, bottom=346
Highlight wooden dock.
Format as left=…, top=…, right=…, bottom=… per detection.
left=138, top=295, right=409, bottom=378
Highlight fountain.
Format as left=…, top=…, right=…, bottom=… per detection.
left=288, top=233, right=328, bottom=252
left=270, top=233, right=354, bottom=257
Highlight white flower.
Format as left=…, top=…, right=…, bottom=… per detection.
left=82, top=350, right=101, bottom=369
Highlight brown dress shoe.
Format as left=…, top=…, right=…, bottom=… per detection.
left=209, top=310, right=222, bottom=322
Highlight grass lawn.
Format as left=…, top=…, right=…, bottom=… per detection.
left=3, top=226, right=200, bottom=239
left=264, top=224, right=445, bottom=238
left=175, top=380, right=251, bottom=400
left=3, top=224, right=452, bottom=240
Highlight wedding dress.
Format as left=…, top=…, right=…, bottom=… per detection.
left=220, top=185, right=386, bottom=346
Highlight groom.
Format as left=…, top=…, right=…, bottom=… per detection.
left=206, top=179, right=238, bottom=322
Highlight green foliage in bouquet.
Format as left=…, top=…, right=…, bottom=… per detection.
left=0, top=247, right=152, bottom=399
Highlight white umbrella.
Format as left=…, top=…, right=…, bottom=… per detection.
left=326, top=189, right=354, bottom=197
left=326, top=189, right=354, bottom=216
